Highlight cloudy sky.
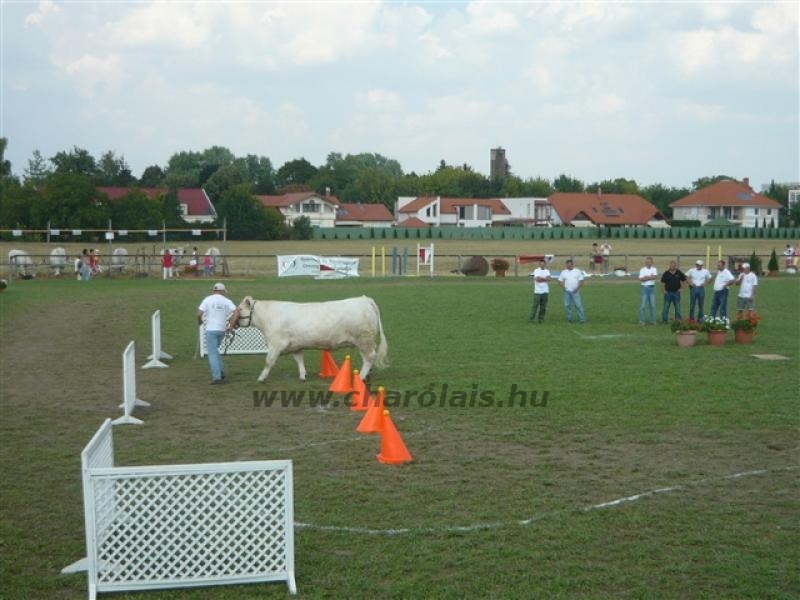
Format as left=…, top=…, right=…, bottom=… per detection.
left=2, top=1, right=798, bottom=190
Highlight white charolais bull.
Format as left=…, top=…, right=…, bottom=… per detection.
left=237, top=295, right=388, bottom=382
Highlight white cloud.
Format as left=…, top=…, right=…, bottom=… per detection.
left=103, top=3, right=213, bottom=50
left=465, top=2, right=520, bottom=36
left=24, top=0, right=59, bottom=27
left=59, top=53, right=124, bottom=98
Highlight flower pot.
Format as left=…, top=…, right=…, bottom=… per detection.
left=734, top=329, right=755, bottom=344
left=675, top=331, right=697, bottom=347
left=707, top=330, right=727, bottom=346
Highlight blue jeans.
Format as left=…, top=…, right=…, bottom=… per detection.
left=662, top=291, right=681, bottom=322
left=639, top=286, right=656, bottom=323
left=206, top=330, right=225, bottom=381
left=689, top=286, right=706, bottom=321
left=564, top=291, right=586, bottom=323
left=709, top=288, right=729, bottom=319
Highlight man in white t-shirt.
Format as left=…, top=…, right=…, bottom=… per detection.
left=557, top=259, right=586, bottom=323
left=686, top=259, right=712, bottom=321
left=197, top=282, right=240, bottom=384
left=599, top=240, right=612, bottom=274
left=638, top=256, right=658, bottom=325
left=735, top=262, right=758, bottom=319
left=528, top=258, right=552, bottom=323
left=709, top=259, right=736, bottom=320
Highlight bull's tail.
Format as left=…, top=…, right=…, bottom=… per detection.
left=371, top=298, right=389, bottom=369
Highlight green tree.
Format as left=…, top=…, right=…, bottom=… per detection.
left=290, top=215, right=313, bottom=240
left=50, top=146, right=99, bottom=180
left=97, top=150, right=136, bottom=186
left=340, top=168, right=397, bottom=208
left=233, top=154, right=275, bottom=194
left=276, top=158, right=318, bottom=189
left=215, top=184, right=271, bottom=239
left=203, top=164, right=246, bottom=205
left=640, top=183, right=690, bottom=218
left=552, top=173, right=585, bottom=193
left=139, top=165, right=165, bottom=187
left=587, top=178, right=639, bottom=195
left=23, top=150, right=52, bottom=184
left=32, top=173, right=108, bottom=228
left=692, top=175, right=734, bottom=190
left=107, top=189, right=163, bottom=230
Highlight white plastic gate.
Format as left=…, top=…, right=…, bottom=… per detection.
left=198, top=323, right=269, bottom=357
left=63, top=419, right=297, bottom=598
left=142, top=310, right=172, bottom=369
left=113, top=341, right=149, bottom=426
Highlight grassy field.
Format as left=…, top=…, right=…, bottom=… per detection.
left=1, top=240, right=798, bottom=599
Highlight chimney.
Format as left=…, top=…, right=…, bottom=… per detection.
left=325, top=186, right=331, bottom=197
left=597, top=187, right=602, bottom=198
left=742, top=177, right=750, bottom=189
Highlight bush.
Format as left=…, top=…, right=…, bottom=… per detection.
left=768, top=248, right=779, bottom=272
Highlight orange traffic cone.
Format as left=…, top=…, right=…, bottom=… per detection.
left=377, top=410, right=412, bottom=465
left=329, top=355, right=352, bottom=393
left=349, top=370, right=369, bottom=412
left=319, top=350, right=338, bottom=378
left=357, top=386, right=385, bottom=433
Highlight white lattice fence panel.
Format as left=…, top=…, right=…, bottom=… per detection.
left=198, top=324, right=269, bottom=357
left=88, top=461, right=295, bottom=595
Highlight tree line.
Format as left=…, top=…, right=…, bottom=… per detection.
left=0, top=138, right=796, bottom=240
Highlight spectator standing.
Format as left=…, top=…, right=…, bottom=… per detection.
left=709, top=260, right=736, bottom=320
left=558, top=259, right=586, bottom=324
left=660, top=260, right=687, bottom=323
left=590, top=243, right=601, bottom=272
left=162, top=249, right=174, bottom=280
left=686, top=259, right=711, bottom=321
left=528, top=259, right=552, bottom=323
left=599, top=240, right=612, bottom=274
left=784, top=244, right=794, bottom=269
left=638, top=256, right=658, bottom=325
left=735, top=262, right=758, bottom=319
left=197, top=283, right=240, bottom=384
left=203, top=253, right=212, bottom=277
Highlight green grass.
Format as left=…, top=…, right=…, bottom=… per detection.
left=0, top=270, right=798, bottom=599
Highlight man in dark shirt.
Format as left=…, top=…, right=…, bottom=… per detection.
left=660, top=260, right=687, bottom=323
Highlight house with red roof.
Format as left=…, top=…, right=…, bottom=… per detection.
left=669, top=177, right=782, bottom=227
left=548, top=191, right=668, bottom=228
left=396, top=196, right=512, bottom=227
left=98, top=187, right=217, bottom=223
left=255, top=191, right=340, bottom=228
left=335, top=203, right=394, bottom=228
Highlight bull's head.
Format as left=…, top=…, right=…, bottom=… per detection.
left=236, top=296, right=255, bottom=327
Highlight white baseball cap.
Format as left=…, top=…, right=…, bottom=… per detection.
left=741, top=263, right=750, bottom=269
left=695, top=260, right=703, bottom=265
left=212, top=282, right=227, bottom=292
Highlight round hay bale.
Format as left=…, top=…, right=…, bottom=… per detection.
left=459, top=255, right=489, bottom=276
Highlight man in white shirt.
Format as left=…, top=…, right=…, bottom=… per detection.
left=686, top=259, right=711, bottom=321
left=197, top=282, right=240, bottom=384
left=735, top=262, right=758, bottom=319
left=709, top=259, right=736, bottom=320
left=599, top=240, right=612, bottom=274
left=638, top=256, right=658, bottom=325
left=557, top=259, right=586, bottom=323
left=528, top=258, right=552, bottom=323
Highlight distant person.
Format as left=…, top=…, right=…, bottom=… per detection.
left=660, top=260, right=686, bottom=323
left=590, top=242, right=601, bottom=272
left=735, top=262, right=758, bottom=319
left=162, top=249, right=173, bottom=280
left=558, top=258, right=586, bottom=324
left=686, top=259, right=711, bottom=321
left=638, top=256, right=658, bottom=325
left=79, top=249, right=92, bottom=282
left=599, top=240, right=612, bottom=274
left=709, top=259, right=736, bottom=320
left=190, top=246, right=199, bottom=276
left=203, top=253, right=212, bottom=278
left=528, top=258, right=552, bottom=323
left=197, top=282, right=240, bottom=384
left=784, top=244, right=794, bottom=269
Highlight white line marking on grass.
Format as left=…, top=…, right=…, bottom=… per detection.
left=294, top=465, right=799, bottom=536
left=570, top=330, right=635, bottom=340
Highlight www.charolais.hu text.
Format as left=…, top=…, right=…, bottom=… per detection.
left=252, top=384, right=549, bottom=409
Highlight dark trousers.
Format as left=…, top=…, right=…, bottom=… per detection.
left=689, top=287, right=706, bottom=321
left=709, top=288, right=729, bottom=319
left=662, top=291, right=681, bottom=322
left=530, top=293, right=548, bottom=322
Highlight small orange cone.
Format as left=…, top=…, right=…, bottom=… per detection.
left=377, top=410, right=412, bottom=465
left=319, top=350, right=338, bottom=378
left=329, top=355, right=352, bottom=393
left=349, top=370, right=369, bottom=412
left=357, top=386, right=385, bottom=433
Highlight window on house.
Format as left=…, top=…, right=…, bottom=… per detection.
left=302, top=201, right=320, bottom=213
left=724, top=207, right=732, bottom=219
left=476, top=205, right=491, bottom=220
left=754, top=208, right=759, bottom=215
left=433, top=205, right=437, bottom=217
